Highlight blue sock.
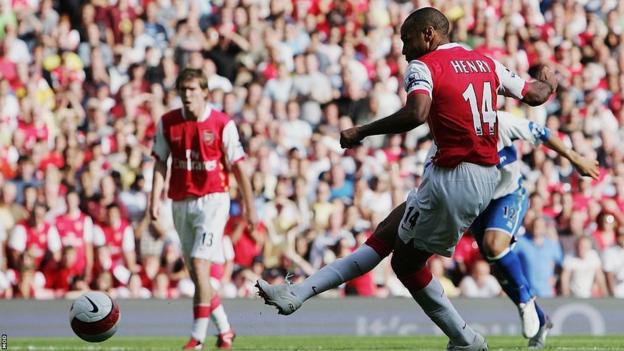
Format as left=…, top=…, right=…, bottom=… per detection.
left=492, top=250, right=533, bottom=305
left=535, top=302, right=546, bottom=326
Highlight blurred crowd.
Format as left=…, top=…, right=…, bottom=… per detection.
left=0, top=0, right=623, bottom=300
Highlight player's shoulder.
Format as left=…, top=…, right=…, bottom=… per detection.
left=207, top=108, right=235, bottom=129
left=419, top=43, right=495, bottom=72
left=161, top=108, right=185, bottom=125
left=421, top=43, right=472, bottom=60
left=209, top=108, right=232, bottom=123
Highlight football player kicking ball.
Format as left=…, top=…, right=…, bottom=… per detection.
left=258, top=7, right=558, bottom=351
left=150, top=68, right=257, bottom=350
left=257, top=113, right=598, bottom=349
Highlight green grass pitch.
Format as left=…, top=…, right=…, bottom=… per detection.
left=6, top=336, right=624, bottom=350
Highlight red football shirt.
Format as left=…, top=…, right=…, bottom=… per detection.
left=404, top=43, right=528, bottom=168
left=8, top=221, right=61, bottom=269
left=152, top=107, right=245, bottom=201
left=55, top=213, right=93, bottom=274
left=93, top=221, right=135, bottom=266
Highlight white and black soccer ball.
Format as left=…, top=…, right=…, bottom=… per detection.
left=69, top=291, right=120, bottom=342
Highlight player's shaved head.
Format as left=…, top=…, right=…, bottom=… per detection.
left=404, top=7, right=450, bottom=38
left=400, top=7, right=450, bottom=61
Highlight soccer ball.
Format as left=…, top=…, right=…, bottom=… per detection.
left=69, top=291, right=120, bottom=342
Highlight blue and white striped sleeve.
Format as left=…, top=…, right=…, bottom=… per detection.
left=498, top=111, right=550, bottom=146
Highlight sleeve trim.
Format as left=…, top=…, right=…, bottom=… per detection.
left=521, top=81, right=529, bottom=98
left=408, top=89, right=432, bottom=98
left=231, top=155, right=246, bottom=164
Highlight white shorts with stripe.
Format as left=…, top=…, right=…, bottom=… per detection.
left=172, top=193, right=230, bottom=264
left=398, top=162, right=498, bottom=257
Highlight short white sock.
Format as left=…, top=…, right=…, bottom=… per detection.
left=210, top=305, right=231, bottom=334
left=191, top=318, right=210, bottom=342
left=293, top=244, right=382, bottom=300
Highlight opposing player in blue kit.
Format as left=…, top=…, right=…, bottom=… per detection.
left=257, top=111, right=599, bottom=349
left=444, top=110, right=599, bottom=347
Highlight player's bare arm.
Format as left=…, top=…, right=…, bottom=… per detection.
left=340, top=94, right=431, bottom=149
left=543, top=134, right=599, bottom=179
left=231, top=160, right=258, bottom=229
left=521, top=65, right=558, bottom=106
left=149, top=159, right=168, bottom=221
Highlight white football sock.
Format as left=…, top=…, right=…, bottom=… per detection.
left=413, top=277, right=477, bottom=346
left=191, top=318, right=210, bottom=342
left=210, top=305, right=231, bottom=334
left=293, top=244, right=382, bottom=301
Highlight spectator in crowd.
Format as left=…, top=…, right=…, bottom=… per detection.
left=560, top=236, right=607, bottom=298
left=92, top=203, right=137, bottom=284
left=459, top=260, right=502, bottom=298
left=54, top=189, right=94, bottom=282
left=592, top=211, right=619, bottom=252
left=227, top=210, right=266, bottom=270
left=43, top=245, right=88, bottom=298
left=452, top=232, right=482, bottom=281
left=0, top=183, right=23, bottom=231
left=8, top=202, right=61, bottom=271
left=515, top=217, right=563, bottom=298
left=12, top=250, right=51, bottom=299
left=117, top=273, right=152, bottom=299
left=310, top=205, right=355, bottom=269
left=603, top=229, right=624, bottom=297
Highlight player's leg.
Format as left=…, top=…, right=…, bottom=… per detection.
left=474, top=188, right=544, bottom=339
left=291, top=202, right=402, bottom=299
left=209, top=275, right=235, bottom=349
left=180, top=196, right=232, bottom=349
left=484, top=228, right=542, bottom=339
left=256, top=202, right=403, bottom=315
left=185, top=256, right=215, bottom=349
left=391, top=240, right=486, bottom=350
left=172, top=201, right=207, bottom=349
left=395, top=163, right=497, bottom=350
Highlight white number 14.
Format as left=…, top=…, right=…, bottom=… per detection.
left=462, top=82, right=496, bottom=136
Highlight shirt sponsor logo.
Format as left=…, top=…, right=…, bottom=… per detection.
left=173, top=158, right=217, bottom=171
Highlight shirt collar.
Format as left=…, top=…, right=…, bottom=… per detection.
left=436, top=42, right=467, bottom=51
left=181, top=104, right=212, bottom=122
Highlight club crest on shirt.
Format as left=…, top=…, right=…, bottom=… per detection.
left=203, top=131, right=214, bottom=145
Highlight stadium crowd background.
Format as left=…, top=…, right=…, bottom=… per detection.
left=0, top=0, right=623, bottom=300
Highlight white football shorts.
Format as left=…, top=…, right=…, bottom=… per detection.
left=172, top=193, right=230, bottom=264
left=398, top=162, right=498, bottom=257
